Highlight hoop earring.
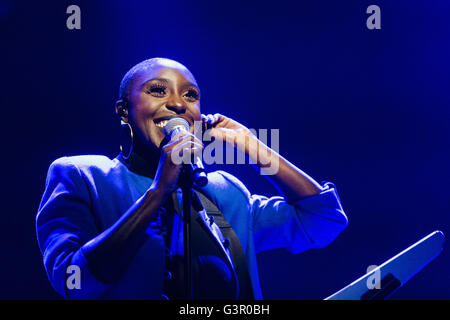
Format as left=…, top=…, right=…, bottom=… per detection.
left=120, top=121, right=134, bottom=160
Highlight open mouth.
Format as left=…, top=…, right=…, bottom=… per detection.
left=153, top=116, right=191, bottom=129
left=155, top=119, right=169, bottom=128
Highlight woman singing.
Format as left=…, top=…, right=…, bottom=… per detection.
left=36, top=57, right=348, bottom=300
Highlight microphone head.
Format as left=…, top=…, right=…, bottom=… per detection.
left=163, top=117, right=190, bottom=138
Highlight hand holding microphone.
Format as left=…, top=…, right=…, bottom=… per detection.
left=164, top=117, right=208, bottom=188
left=150, top=117, right=207, bottom=197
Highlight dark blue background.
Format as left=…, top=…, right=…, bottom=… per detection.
left=1, top=0, right=449, bottom=299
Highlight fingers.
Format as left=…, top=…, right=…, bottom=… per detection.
left=162, top=131, right=203, bottom=165
left=170, top=139, right=203, bottom=166
left=163, top=131, right=203, bottom=151
left=173, top=139, right=203, bottom=156
left=202, top=113, right=224, bottom=127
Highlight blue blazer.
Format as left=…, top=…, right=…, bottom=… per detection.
left=36, top=155, right=348, bottom=299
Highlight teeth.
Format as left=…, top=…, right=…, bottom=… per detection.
left=155, top=120, right=169, bottom=128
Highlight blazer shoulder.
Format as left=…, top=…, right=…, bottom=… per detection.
left=48, top=155, right=118, bottom=175
left=199, top=170, right=251, bottom=203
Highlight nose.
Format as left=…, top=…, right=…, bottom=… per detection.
left=166, top=94, right=187, bottom=114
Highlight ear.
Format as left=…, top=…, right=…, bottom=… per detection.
left=115, top=99, right=129, bottom=123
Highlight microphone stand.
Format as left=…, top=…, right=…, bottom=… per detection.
left=179, top=166, right=194, bottom=300
left=162, top=117, right=209, bottom=299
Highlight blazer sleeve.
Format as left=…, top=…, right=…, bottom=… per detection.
left=251, top=182, right=348, bottom=254
left=36, top=157, right=110, bottom=299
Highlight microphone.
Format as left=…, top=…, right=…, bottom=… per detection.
left=164, top=117, right=208, bottom=187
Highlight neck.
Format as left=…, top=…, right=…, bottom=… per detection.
left=120, top=143, right=160, bottom=178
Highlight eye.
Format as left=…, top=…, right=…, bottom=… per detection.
left=183, top=88, right=200, bottom=102
left=146, top=83, right=167, bottom=97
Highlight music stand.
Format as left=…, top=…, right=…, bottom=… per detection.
left=325, top=230, right=445, bottom=300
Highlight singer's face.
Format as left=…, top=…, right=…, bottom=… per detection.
left=127, top=62, right=201, bottom=151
